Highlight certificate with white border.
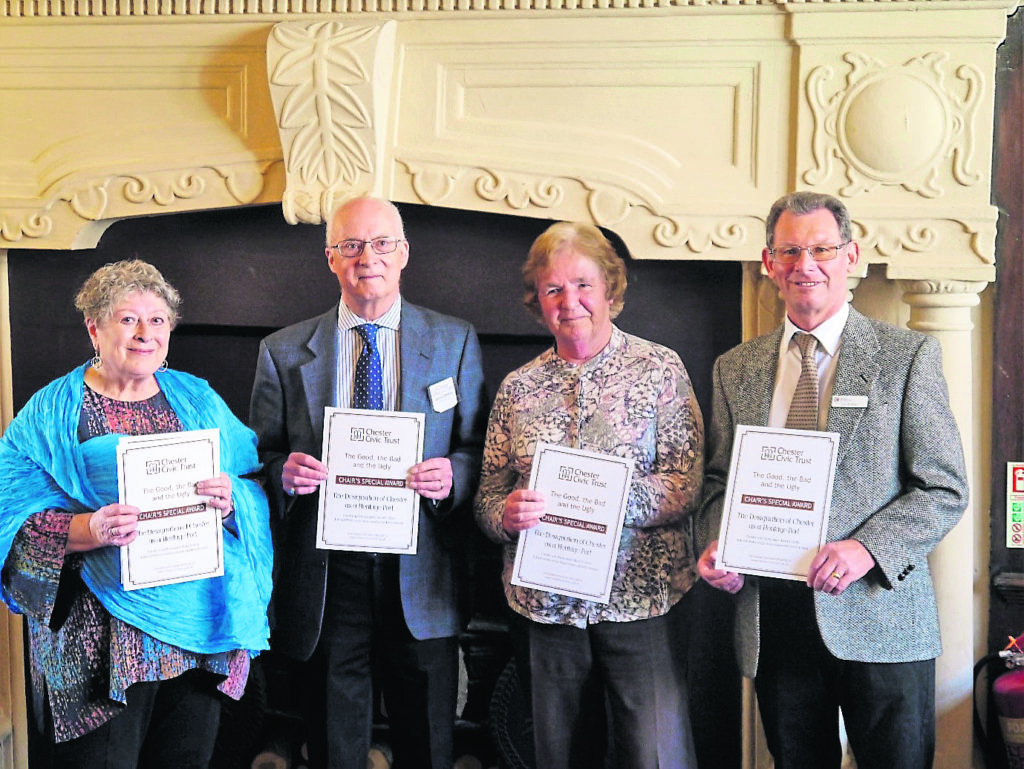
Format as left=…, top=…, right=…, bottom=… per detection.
left=317, top=408, right=424, bottom=554
left=511, top=442, right=633, bottom=603
left=116, top=429, right=223, bottom=591
left=715, top=425, right=840, bottom=580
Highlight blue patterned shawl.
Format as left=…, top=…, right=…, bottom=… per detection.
left=0, top=363, right=273, bottom=654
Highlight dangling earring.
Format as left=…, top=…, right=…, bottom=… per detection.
left=90, top=352, right=102, bottom=369
left=158, top=360, right=168, bottom=372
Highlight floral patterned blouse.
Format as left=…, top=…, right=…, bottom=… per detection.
left=1, top=385, right=248, bottom=742
left=474, top=326, right=704, bottom=627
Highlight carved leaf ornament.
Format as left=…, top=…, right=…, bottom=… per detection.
left=270, top=22, right=377, bottom=189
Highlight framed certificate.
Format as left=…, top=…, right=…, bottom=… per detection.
left=116, top=429, right=223, bottom=591
left=715, top=425, right=840, bottom=580
left=316, top=407, right=425, bottom=554
left=511, top=442, right=633, bottom=603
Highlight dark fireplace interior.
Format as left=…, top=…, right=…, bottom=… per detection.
left=9, top=202, right=745, bottom=768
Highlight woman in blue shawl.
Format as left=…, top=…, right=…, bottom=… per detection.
left=0, top=260, right=273, bottom=769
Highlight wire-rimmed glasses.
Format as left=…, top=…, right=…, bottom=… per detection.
left=329, top=238, right=405, bottom=258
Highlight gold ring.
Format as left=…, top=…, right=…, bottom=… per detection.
left=831, top=572, right=842, bottom=580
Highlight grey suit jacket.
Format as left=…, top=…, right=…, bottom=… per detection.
left=697, top=307, right=968, bottom=677
left=249, top=300, right=488, bottom=660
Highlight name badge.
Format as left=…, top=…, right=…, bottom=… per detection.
left=831, top=395, right=868, bottom=409
left=428, top=377, right=459, bottom=413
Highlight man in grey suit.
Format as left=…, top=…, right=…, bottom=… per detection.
left=697, top=191, right=968, bottom=769
left=249, top=197, right=487, bottom=769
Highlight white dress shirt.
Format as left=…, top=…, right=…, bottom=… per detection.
left=336, top=298, right=402, bottom=410
left=768, top=303, right=849, bottom=431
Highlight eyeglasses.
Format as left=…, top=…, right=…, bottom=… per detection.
left=768, top=243, right=849, bottom=264
left=329, top=238, right=405, bottom=258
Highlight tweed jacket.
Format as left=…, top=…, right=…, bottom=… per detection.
left=249, top=301, right=488, bottom=659
left=697, top=307, right=968, bottom=677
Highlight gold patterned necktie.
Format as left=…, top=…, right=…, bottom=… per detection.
left=786, top=332, right=819, bottom=430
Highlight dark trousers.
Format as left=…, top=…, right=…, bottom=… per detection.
left=49, top=668, right=222, bottom=769
left=303, top=551, right=458, bottom=769
left=517, top=598, right=697, bottom=769
left=756, top=579, right=936, bottom=769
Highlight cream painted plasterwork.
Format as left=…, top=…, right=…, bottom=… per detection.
left=0, top=22, right=284, bottom=249
left=0, top=2, right=1014, bottom=284
left=258, top=8, right=1010, bottom=280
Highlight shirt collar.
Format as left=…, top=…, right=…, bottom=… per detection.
left=337, top=296, right=402, bottom=332
left=548, top=325, right=624, bottom=372
left=782, top=302, right=848, bottom=357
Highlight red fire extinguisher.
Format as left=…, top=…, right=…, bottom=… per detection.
left=995, top=636, right=1024, bottom=769
left=977, top=634, right=1024, bottom=769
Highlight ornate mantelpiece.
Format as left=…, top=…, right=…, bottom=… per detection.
left=0, top=1, right=1018, bottom=767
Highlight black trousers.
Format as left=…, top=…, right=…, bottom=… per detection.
left=514, top=598, right=697, bottom=769
left=756, top=579, right=936, bottom=769
left=49, top=668, right=222, bottom=769
left=302, top=551, right=459, bottom=769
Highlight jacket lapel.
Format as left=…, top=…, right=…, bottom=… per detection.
left=735, top=328, right=782, bottom=429
left=300, top=308, right=341, bottom=442
left=398, top=303, right=432, bottom=415
left=826, top=309, right=880, bottom=467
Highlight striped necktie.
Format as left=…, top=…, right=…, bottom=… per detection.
left=785, top=332, right=819, bottom=430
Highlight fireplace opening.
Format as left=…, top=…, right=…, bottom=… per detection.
left=8, top=201, right=744, bottom=768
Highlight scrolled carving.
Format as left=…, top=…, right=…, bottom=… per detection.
left=282, top=189, right=325, bottom=225
left=586, top=187, right=635, bottom=230
left=856, top=220, right=938, bottom=258
left=0, top=167, right=267, bottom=245
left=472, top=170, right=565, bottom=210
left=1, top=211, right=54, bottom=243
left=217, top=165, right=274, bottom=205
left=401, top=162, right=462, bottom=206
left=67, top=184, right=109, bottom=222
left=396, top=159, right=761, bottom=257
left=802, top=51, right=982, bottom=198
left=652, top=216, right=750, bottom=254
left=122, top=173, right=206, bottom=205
left=856, top=217, right=993, bottom=265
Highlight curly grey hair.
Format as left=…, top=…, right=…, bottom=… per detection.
left=74, top=260, right=181, bottom=328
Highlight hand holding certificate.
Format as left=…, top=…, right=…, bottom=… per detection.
left=316, top=407, right=425, bottom=554
left=715, top=425, right=840, bottom=580
left=116, top=429, right=224, bottom=591
left=511, top=443, right=632, bottom=603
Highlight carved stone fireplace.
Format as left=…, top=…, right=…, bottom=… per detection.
left=0, top=1, right=1017, bottom=767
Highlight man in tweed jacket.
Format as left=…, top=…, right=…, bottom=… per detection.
left=696, top=192, right=968, bottom=769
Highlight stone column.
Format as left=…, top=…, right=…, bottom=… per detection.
left=900, top=278, right=987, bottom=769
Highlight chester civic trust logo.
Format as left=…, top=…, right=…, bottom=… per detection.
left=760, top=445, right=811, bottom=465
left=349, top=426, right=399, bottom=445
left=558, top=465, right=574, bottom=482
left=145, top=457, right=197, bottom=475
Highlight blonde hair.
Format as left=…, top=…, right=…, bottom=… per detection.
left=74, top=260, right=181, bottom=327
left=522, top=221, right=627, bottom=321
